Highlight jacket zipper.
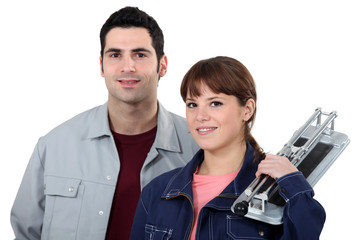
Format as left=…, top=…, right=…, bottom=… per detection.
left=167, top=194, right=194, bottom=240
left=166, top=194, right=238, bottom=240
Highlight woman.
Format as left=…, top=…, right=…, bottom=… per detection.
left=130, top=56, right=325, bottom=239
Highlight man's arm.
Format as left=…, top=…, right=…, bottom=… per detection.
left=11, top=139, right=45, bottom=240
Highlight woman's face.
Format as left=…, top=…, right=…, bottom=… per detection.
left=185, top=83, right=250, bottom=154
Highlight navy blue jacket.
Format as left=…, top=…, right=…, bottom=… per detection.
left=130, top=144, right=325, bottom=239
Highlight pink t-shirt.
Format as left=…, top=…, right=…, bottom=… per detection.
left=190, top=169, right=238, bottom=240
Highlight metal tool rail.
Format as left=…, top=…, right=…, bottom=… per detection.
left=233, top=108, right=338, bottom=216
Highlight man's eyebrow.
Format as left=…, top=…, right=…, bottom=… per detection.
left=104, top=48, right=121, bottom=54
left=132, top=48, right=152, bottom=54
left=104, top=48, right=152, bottom=54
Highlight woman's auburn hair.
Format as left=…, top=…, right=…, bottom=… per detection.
left=180, top=56, right=265, bottom=161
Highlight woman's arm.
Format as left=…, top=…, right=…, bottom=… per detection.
left=256, top=154, right=326, bottom=239
left=130, top=190, right=149, bottom=239
left=277, top=172, right=326, bottom=239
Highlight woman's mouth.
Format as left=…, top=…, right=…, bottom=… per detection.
left=196, top=127, right=217, bottom=135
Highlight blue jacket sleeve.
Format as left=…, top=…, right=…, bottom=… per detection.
left=276, top=171, right=326, bottom=239
left=130, top=189, right=149, bottom=239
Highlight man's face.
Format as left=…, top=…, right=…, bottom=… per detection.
left=100, top=27, right=167, bottom=106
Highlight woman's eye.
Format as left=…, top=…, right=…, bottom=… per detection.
left=187, top=102, right=197, bottom=108
left=210, top=101, right=223, bottom=107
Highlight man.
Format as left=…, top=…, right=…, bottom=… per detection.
left=11, top=7, right=198, bottom=240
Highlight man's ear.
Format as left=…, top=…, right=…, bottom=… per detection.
left=243, top=99, right=256, bottom=122
left=99, top=56, right=104, bottom=77
left=159, top=55, right=168, bottom=77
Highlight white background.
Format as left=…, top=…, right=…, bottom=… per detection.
left=1, top=0, right=359, bottom=239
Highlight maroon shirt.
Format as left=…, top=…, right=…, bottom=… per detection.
left=105, top=126, right=157, bottom=240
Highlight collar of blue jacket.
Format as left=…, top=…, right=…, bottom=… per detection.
left=160, top=143, right=258, bottom=203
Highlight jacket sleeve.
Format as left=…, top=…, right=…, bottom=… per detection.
left=129, top=188, right=149, bottom=240
left=11, top=139, right=45, bottom=240
left=277, top=171, right=326, bottom=239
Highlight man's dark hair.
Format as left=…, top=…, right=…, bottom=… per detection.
left=100, top=7, right=165, bottom=69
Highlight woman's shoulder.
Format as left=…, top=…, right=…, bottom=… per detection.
left=143, top=167, right=183, bottom=194
left=141, top=150, right=202, bottom=201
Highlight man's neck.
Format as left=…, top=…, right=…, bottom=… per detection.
left=108, top=99, right=158, bottom=135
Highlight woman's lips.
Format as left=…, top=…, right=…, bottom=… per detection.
left=196, top=127, right=217, bottom=135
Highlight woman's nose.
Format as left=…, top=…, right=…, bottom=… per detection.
left=196, top=107, right=210, bottom=122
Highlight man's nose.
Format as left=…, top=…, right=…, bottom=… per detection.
left=121, top=56, right=135, bottom=72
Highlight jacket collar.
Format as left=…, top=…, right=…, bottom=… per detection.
left=153, top=102, right=181, bottom=152
left=86, top=102, right=112, bottom=139
left=161, top=143, right=259, bottom=200
left=85, top=102, right=181, bottom=154
left=222, top=143, right=259, bottom=196
left=161, top=150, right=204, bottom=199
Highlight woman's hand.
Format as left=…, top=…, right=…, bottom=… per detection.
left=255, top=154, right=298, bottom=179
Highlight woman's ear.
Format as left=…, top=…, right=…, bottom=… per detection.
left=243, top=99, right=256, bottom=122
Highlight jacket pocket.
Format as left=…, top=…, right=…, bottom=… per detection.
left=42, top=175, right=84, bottom=240
left=145, top=224, right=173, bottom=240
left=226, top=215, right=273, bottom=240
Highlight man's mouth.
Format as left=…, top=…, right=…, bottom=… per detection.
left=118, top=79, right=140, bottom=87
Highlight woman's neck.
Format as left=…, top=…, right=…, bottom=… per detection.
left=198, top=142, right=247, bottom=176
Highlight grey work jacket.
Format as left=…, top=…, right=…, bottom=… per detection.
left=10, top=102, right=198, bottom=240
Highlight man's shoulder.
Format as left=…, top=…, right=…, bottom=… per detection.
left=169, top=111, right=187, bottom=124
left=158, top=103, right=188, bottom=128
left=44, top=103, right=107, bottom=139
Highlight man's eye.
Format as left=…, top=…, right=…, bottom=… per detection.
left=210, top=101, right=223, bottom=107
left=136, top=53, right=146, bottom=58
left=110, top=53, right=120, bottom=58
left=187, top=102, right=197, bottom=108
